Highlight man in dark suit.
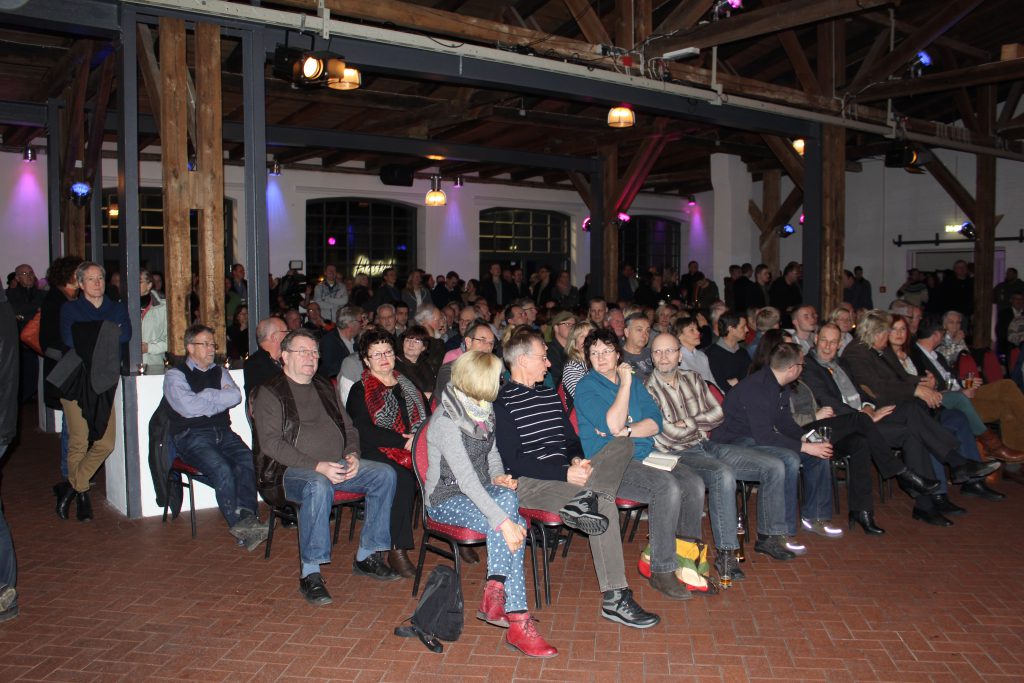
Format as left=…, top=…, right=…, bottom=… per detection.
left=995, top=292, right=1024, bottom=356
left=317, top=306, right=363, bottom=380
left=480, top=262, right=513, bottom=309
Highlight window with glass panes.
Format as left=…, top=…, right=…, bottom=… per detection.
left=478, top=208, right=569, bottom=275
left=619, top=215, right=681, bottom=273
left=306, top=198, right=416, bottom=278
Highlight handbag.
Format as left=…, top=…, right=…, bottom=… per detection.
left=19, top=310, right=42, bottom=355
left=381, top=446, right=413, bottom=470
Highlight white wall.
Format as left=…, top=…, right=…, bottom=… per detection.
left=0, top=152, right=51, bottom=277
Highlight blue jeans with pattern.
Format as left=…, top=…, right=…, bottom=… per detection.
left=428, top=484, right=528, bottom=612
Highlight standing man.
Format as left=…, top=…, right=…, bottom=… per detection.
left=704, top=312, right=751, bottom=392
left=481, top=262, right=512, bottom=309
left=165, top=324, right=268, bottom=549
left=587, top=298, right=609, bottom=327
left=370, top=267, right=402, bottom=311
left=318, top=306, right=364, bottom=380
left=230, top=263, right=248, bottom=303
left=768, top=263, right=802, bottom=318
left=9, top=264, right=44, bottom=402
left=253, top=329, right=399, bottom=604
left=55, top=262, right=131, bottom=522
left=313, top=264, right=348, bottom=323
left=0, top=285, right=19, bottom=621
left=495, top=329, right=659, bottom=628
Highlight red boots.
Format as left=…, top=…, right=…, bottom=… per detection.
left=506, top=613, right=558, bottom=658
left=476, top=579, right=509, bottom=628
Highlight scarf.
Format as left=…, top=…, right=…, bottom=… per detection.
left=362, top=368, right=426, bottom=468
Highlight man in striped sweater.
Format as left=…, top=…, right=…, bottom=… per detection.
left=494, top=328, right=660, bottom=629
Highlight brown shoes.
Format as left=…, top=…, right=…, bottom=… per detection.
left=977, top=430, right=1024, bottom=463
left=387, top=549, right=416, bottom=578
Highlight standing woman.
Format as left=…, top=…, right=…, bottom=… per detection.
left=139, top=269, right=168, bottom=373
left=401, top=269, right=430, bottom=316
left=346, top=330, right=427, bottom=578
left=226, top=305, right=249, bottom=361
left=394, top=324, right=436, bottom=400
left=426, top=351, right=557, bottom=658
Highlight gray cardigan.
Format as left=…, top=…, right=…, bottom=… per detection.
left=425, top=387, right=508, bottom=529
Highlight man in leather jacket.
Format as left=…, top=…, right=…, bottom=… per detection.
left=252, top=328, right=399, bottom=606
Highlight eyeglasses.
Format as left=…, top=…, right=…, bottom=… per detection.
left=467, top=337, right=495, bottom=348
left=555, top=320, right=575, bottom=326
left=287, top=348, right=320, bottom=358
left=403, top=338, right=425, bottom=345
left=370, top=350, right=396, bottom=360
left=589, top=349, right=616, bottom=358
left=191, top=341, right=218, bottom=350
left=652, top=348, right=680, bottom=356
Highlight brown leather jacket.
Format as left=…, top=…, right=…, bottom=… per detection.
left=251, top=373, right=359, bottom=507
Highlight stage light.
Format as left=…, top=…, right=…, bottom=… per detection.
left=70, top=180, right=92, bottom=207
left=792, top=138, right=805, bottom=156
left=269, top=160, right=282, bottom=176
left=453, top=176, right=464, bottom=188
left=617, top=212, right=631, bottom=222
left=22, top=146, right=35, bottom=162
left=959, top=222, right=976, bottom=240
left=780, top=223, right=796, bottom=238
left=687, top=195, right=697, bottom=206
left=327, top=236, right=337, bottom=246
left=582, top=216, right=591, bottom=232
left=607, top=106, right=635, bottom=128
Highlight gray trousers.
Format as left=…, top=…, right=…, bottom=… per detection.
left=515, top=437, right=634, bottom=593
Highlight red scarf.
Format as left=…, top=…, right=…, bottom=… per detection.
left=362, top=369, right=424, bottom=469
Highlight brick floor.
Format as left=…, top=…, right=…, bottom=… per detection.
left=2, top=407, right=1023, bottom=682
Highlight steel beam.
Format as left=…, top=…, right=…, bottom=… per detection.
left=0, top=0, right=118, bottom=36
left=46, top=98, right=62, bottom=262
left=242, top=26, right=269, bottom=337
left=0, top=100, right=46, bottom=126
left=588, top=161, right=605, bottom=299
left=801, top=128, right=823, bottom=313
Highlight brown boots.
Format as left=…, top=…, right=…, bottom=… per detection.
left=977, top=430, right=1024, bottom=463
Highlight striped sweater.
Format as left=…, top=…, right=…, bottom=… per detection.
left=494, top=381, right=582, bottom=481
left=644, top=368, right=724, bottom=453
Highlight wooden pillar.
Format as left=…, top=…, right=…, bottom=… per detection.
left=61, top=44, right=93, bottom=258
left=195, top=23, right=227, bottom=357
left=601, top=146, right=619, bottom=301
left=973, top=85, right=997, bottom=348
left=760, top=170, right=781, bottom=274
left=819, top=124, right=846, bottom=315
left=159, top=17, right=192, bottom=360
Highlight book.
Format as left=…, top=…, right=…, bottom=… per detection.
left=642, top=453, right=680, bottom=472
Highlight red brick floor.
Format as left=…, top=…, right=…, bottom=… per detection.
left=2, top=408, right=1024, bottom=682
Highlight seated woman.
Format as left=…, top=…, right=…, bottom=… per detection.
left=574, top=328, right=706, bottom=599
left=425, top=351, right=556, bottom=658
left=139, top=269, right=168, bottom=374
left=394, top=324, right=437, bottom=401
left=346, top=330, right=428, bottom=579
left=226, top=305, right=249, bottom=361
left=559, top=321, right=596, bottom=400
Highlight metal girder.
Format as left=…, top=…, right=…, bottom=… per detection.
left=0, top=100, right=46, bottom=126
left=242, top=27, right=270, bottom=332
left=0, top=0, right=118, bottom=36
left=801, top=129, right=822, bottom=312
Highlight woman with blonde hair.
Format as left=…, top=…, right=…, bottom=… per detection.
left=425, top=351, right=556, bottom=658
left=560, top=320, right=596, bottom=399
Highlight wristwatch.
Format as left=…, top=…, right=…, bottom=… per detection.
left=626, top=425, right=632, bottom=437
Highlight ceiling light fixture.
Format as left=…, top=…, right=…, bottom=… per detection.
left=910, top=51, right=932, bottom=78
left=269, top=159, right=282, bottom=176
left=69, top=180, right=92, bottom=207
left=22, top=146, right=35, bottom=162
left=779, top=223, right=796, bottom=238
left=958, top=222, right=976, bottom=240
left=607, top=106, right=635, bottom=128
left=273, top=46, right=361, bottom=91
left=687, top=195, right=697, bottom=206
left=425, top=175, right=446, bottom=207
left=453, top=176, right=464, bottom=188
left=712, top=0, right=742, bottom=20
left=791, top=138, right=805, bottom=156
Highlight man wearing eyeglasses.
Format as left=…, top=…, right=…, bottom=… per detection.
left=434, top=320, right=496, bottom=398
left=164, top=323, right=268, bottom=550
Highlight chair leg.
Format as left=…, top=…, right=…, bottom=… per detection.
left=619, top=510, right=630, bottom=542
left=527, top=524, right=542, bottom=610
left=411, top=530, right=431, bottom=597
left=547, top=526, right=561, bottom=564
left=264, top=508, right=277, bottom=560
left=185, top=475, right=197, bottom=539
left=561, top=529, right=574, bottom=558
left=832, top=463, right=841, bottom=515
left=741, top=482, right=751, bottom=543
left=348, top=501, right=360, bottom=541
left=332, top=504, right=343, bottom=546
left=627, top=508, right=644, bottom=543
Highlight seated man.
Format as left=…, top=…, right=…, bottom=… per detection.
left=252, top=329, right=399, bottom=605
left=243, top=316, right=287, bottom=401
left=705, top=312, right=752, bottom=392
left=645, top=333, right=792, bottom=575
left=164, top=324, right=268, bottom=550
left=574, top=328, right=704, bottom=600
left=712, top=342, right=833, bottom=557
left=494, top=329, right=659, bottom=628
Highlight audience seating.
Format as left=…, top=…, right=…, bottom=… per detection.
left=263, top=491, right=366, bottom=564
left=517, top=507, right=562, bottom=608
left=162, top=457, right=206, bottom=539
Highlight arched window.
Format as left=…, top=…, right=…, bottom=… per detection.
left=479, top=207, right=569, bottom=276
left=306, top=198, right=416, bottom=278
left=619, top=215, right=681, bottom=273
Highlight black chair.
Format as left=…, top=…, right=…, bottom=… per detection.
left=162, top=457, right=207, bottom=539
left=263, top=490, right=366, bottom=562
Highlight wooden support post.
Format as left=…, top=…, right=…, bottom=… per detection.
left=974, top=85, right=997, bottom=349
left=195, top=23, right=226, bottom=357
left=819, top=125, right=846, bottom=315
left=62, top=42, right=94, bottom=258
left=159, top=17, right=192, bottom=361
left=601, top=146, right=619, bottom=300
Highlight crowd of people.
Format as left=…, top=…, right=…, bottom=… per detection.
left=2, top=254, right=1024, bottom=656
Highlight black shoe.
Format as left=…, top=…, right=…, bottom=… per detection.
left=848, top=510, right=885, bottom=535
left=648, top=571, right=691, bottom=601
left=601, top=588, right=660, bottom=629
left=951, top=460, right=1001, bottom=484
left=298, top=573, right=333, bottom=605
left=75, top=491, right=93, bottom=522
left=931, top=493, right=967, bottom=515
left=353, top=553, right=402, bottom=582
left=960, top=480, right=1006, bottom=501
left=894, top=468, right=940, bottom=495
left=753, top=535, right=796, bottom=561
left=558, top=490, right=610, bottom=536
left=912, top=507, right=953, bottom=526
left=280, top=504, right=298, bottom=529
left=714, top=550, right=746, bottom=582
left=55, top=482, right=75, bottom=520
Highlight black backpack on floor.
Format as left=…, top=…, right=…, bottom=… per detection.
left=394, top=565, right=464, bottom=653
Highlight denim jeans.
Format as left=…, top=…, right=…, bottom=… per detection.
left=172, top=426, right=259, bottom=528
left=734, top=438, right=831, bottom=533
left=428, top=484, right=528, bottom=612
left=0, top=445, right=15, bottom=595
left=615, top=459, right=705, bottom=574
left=932, top=408, right=982, bottom=495
left=284, top=460, right=395, bottom=573
left=679, top=440, right=789, bottom=547
left=941, top=391, right=986, bottom=434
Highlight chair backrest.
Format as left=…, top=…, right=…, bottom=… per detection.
left=410, top=418, right=433, bottom=525
left=708, top=382, right=726, bottom=406
left=556, top=383, right=569, bottom=411
left=957, top=352, right=980, bottom=381
left=981, top=349, right=1005, bottom=383
left=1010, top=347, right=1021, bottom=375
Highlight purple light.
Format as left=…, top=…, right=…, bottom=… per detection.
left=727, top=0, right=742, bottom=8
left=327, top=236, right=337, bottom=246
left=687, top=195, right=697, bottom=207
left=799, top=213, right=805, bottom=224
left=617, top=212, right=630, bottom=222
left=582, top=216, right=591, bottom=232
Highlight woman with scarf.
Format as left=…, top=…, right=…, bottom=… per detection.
left=346, top=329, right=427, bottom=578
left=425, top=350, right=557, bottom=658
left=139, top=269, right=167, bottom=374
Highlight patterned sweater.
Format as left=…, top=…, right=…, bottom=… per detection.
left=644, top=368, right=724, bottom=453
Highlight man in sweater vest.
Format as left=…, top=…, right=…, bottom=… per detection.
left=494, top=328, right=660, bottom=629
left=164, top=324, right=268, bottom=551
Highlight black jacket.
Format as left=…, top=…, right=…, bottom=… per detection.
left=908, top=344, right=954, bottom=391
left=147, top=399, right=183, bottom=516
left=799, top=355, right=860, bottom=416
left=840, top=341, right=918, bottom=405
left=0, top=290, right=18, bottom=446
left=318, top=329, right=353, bottom=380
left=480, top=278, right=514, bottom=309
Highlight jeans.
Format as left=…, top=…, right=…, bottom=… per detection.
left=932, top=408, right=982, bottom=495
left=0, top=445, right=15, bottom=596
left=429, top=484, right=528, bottom=612
left=734, top=438, right=832, bottom=534
left=678, top=440, right=788, bottom=547
left=172, top=426, right=259, bottom=528
left=941, top=391, right=986, bottom=434
left=515, top=437, right=633, bottom=592
left=283, top=460, right=395, bottom=574
left=616, top=459, right=705, bottom=574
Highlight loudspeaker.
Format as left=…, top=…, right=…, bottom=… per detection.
left=379, top=165, right=414, bottom=187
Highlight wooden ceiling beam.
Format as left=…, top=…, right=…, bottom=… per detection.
left=761, top=0, right=822, bottom=96
left=761, top=133, right=805, bottom=190
left=561, top=0, right=612, bottom=46
left=845, top=0, right=985, bottom=96
left=858, top=11, right=991, bottom=61
left=657, top=0, right=892, bottom=53
left=852, top=58, right=1024, bottom=103
left=654, top=0, right=715, bottom=35
left=83, top=53, right=114, bottom=182
left=849, top=29, right=890, bottom=93
left=998, top=81, right=1023, bottom=128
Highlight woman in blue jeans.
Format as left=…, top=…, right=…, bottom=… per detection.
left=425, top=351, right=556, bottom=659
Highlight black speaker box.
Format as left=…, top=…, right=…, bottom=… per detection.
left=379, top=165, right=414, bottom=187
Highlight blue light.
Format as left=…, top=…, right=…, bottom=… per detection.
left=396, top=244, right=407, bottom=251
left=70, top=181, right=91, bottom=198
left=917, top=51, right=931, bottom=67
left=781, top=223, right=795, bottom=236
